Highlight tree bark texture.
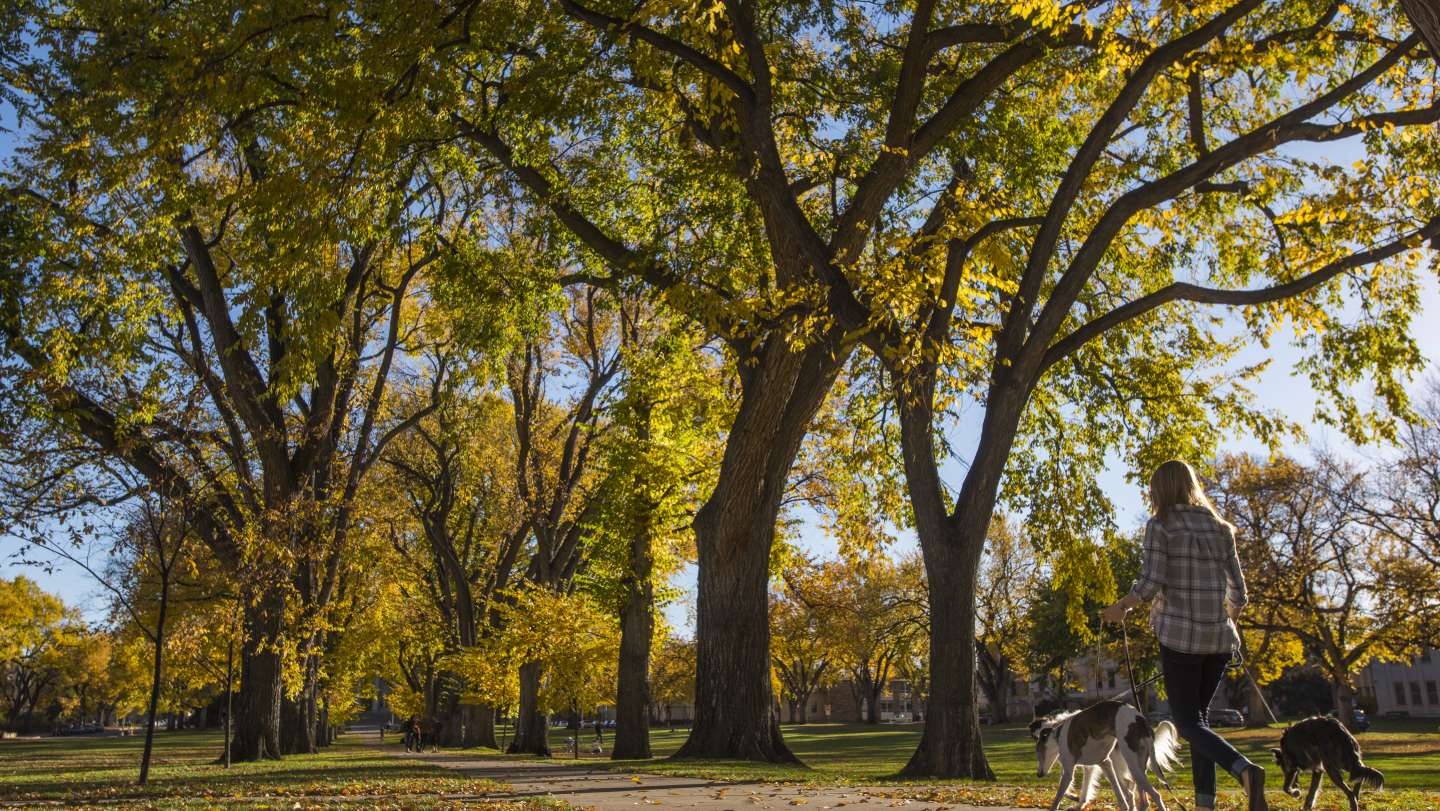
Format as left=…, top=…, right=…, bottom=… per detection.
left=675, top=341, right=842, bottom=762
left=231, top=591, right=285, bottom=761
left=507, top=661, right=550, bottom=756
left=902, top=538, right=994, bottom=778
left=612, top=526, right=655, bottom=759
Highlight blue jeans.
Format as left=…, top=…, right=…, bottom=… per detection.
left=1161, top=645, right=1253, bottom=808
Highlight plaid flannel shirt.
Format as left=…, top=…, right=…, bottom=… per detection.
left=1128, top=504, right=1248, bottom=655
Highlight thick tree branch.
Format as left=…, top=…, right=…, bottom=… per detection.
left=178, top=225, right=288, bottom=465
left=1002, top=0, right=1262, bottom=369
left=924, top=216, right=1045, bottom=350
left=558, top=0, right=755, bottom=103
left=1020, top=35, right=1424, bottom=375
left=1040, top=216, right=1440, bottom=373
left=1401, top=0, right=1440, bottom=58
left=0, top=327, right=242, bottom=564
left=460, top=121, right=684, bottom=295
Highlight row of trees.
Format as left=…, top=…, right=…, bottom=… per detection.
left=0, top=575, right=227, bottom=736
left=772, top=553, right=928, bottom=725
left=2, top=0, right=1439, bottom=781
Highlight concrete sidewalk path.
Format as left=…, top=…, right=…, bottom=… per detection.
left=391, top=748, right=1032, bottom=811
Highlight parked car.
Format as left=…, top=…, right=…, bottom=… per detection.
left=1325, top=708, right=1372, bottom=732
left=1350, top=709, right=1370, bottom=732
left=1210, top=708, right=1245, bottom=727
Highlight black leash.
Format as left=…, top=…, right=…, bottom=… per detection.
left=1236, top=634, right=1280, bottom=725
left=1120, top=619, right=1145, bottom=712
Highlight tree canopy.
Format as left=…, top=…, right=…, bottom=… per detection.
left=1, top=0, right=1438, bottom=780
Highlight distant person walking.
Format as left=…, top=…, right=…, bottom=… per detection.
left=1103, top=459, right=1268, bottom=811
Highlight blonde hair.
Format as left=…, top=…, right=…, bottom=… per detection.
left=1148, top=459, right=1223, bottom=523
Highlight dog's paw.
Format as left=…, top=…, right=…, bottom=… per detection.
left=1286, top=788, right=1302, bottom=797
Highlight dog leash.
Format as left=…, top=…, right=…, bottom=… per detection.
left=1234, top=635, right=1280, bottom=725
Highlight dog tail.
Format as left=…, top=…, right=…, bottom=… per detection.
left=1352, top=764, right=1384, bottom=790
left=1151, top=720, right=1181, bottom=776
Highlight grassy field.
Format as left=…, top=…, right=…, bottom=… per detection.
left=483, top=718, right=1440, bottom=809
left=0, top=730, right=563, bottom=809
left=4, top=720, right=1436, bottom=810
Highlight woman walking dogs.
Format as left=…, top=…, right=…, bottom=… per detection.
left=1103, top=460, right=1268, bottom=811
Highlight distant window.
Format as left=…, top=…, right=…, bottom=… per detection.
left=1427, top=681, right=1439, bottom=705
left=1411, top=682, right=1423, bottom=706
left=1395, top=683, right=1407, bottom=706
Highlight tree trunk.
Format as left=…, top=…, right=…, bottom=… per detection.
left=896, top=375, right=1026, bottom=778
left=866, top=679, right=882, bottom=724
left=507, top=661, right=549, bottom=756
left=231, top=592, right=284, bottom=761
left=675, top=342, right=841, bottom=762
left=437, top=678, right=463, bottom=748
left=676, top=497, right=795, bottom=761
left=979, top=650, right=1012, bottom=725
left=280, top=694, right=316, bottom=755
left=462, top=703, right=498, bottom=749
left=137, top=578, right=168, bottom=786
left=997, top=658, right=1011, bottom=724
left=902, top=537, right=994, bottom=779
left=1245, top=676, right=1271, bottom=728
left=1401, top=0, right=1440, bottom=59
left=280, top=654, right=318, bottom=755
left=223, top=636, right=233, bottom=767
left=316, top=696, right=330, bottom=747
left=1331, top=669, right=1356, bottom=729
left=613, top=528, right=655, bottom=760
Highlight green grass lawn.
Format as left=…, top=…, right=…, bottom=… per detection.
left=5, top=720, right=1437, bottom=810
left=484, top=718, right=1440, bottom=809
left=0, top=730, right=563, bottom=809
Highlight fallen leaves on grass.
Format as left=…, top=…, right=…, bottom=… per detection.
left=883, top=785, right=1440, bottom=810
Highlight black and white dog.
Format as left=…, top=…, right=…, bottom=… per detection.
left=1032, top=700, right=1179, bottom=811
left=1271, top=716, right=1384, bottom=811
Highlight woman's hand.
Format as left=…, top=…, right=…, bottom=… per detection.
left=1101, top=601, right=1130, bottom=625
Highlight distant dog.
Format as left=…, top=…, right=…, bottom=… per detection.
left=1271, top=716, right=1384, bottom=811
left=1032, top=700, right=1180, bottom=811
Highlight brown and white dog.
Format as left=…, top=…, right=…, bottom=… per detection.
left=1032, top=700, right=1180, bottom=811
left=1271, top=716, right=1384, bottom=811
